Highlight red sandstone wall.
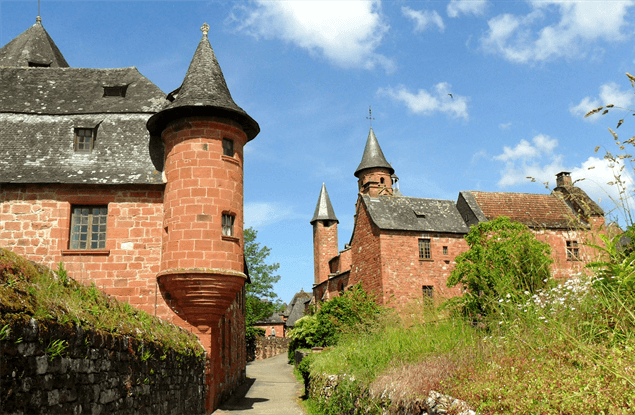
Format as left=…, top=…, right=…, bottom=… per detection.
left=357, top=167, right=393, bottom=197
left=313, top=221, right=338, bottom=285
left=379, top=231, right=466, bottom=308
left=348, top=201, right=384, bottom=303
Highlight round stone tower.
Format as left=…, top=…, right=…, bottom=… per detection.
left=355, top=128, right=394, bottom=197
left=146, top=23, right=259, bottom=411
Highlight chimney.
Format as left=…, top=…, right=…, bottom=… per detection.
left=556, top=171, right=572, bottom=187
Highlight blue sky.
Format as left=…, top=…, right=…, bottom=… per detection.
left=3, top=0, right=635, bottom=304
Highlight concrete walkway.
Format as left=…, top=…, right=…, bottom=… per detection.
left=213, top=353, right=306, bottom=415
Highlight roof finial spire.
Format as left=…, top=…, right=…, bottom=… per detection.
left=366, top=106, right=375, bottom=127
left=201, top=22, right=210, bottom=37
left=36, top=0, right=41, bottom=23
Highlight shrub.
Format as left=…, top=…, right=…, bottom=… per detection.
left=447, top=216, right=553, bottom=323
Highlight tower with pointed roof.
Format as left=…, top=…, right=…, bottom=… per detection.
left=355, top=128, right=395, bottom=197
left=311, top=183, right=339, bottom=285
left=0, top=16, right=69, bottom=67
left=147, top=23, right=259, bottom=411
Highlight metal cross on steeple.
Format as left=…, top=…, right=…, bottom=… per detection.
left=201, top=22, right=210, bottom=36
left=366, top=106, right=375, bottom=127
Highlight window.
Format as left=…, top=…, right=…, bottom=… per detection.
left=28, top=62, right=50, bottom=67
left=419, top=238, right=431, bottom=259
left=70, top=206, right=108, bottom=250
left=75, top=128, right=94, bottom=152
left=222, top=138, right=234, bottom=157
left=103, top=86, right=128, bottom=97
left=222, top=214, right=235, bottom=237
left=443, top=246, right=448, bottom=255
left=566, top=240, right=579, bottom=261
left=422, top=285, right=434, bottom=299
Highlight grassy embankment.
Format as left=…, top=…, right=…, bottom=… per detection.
left=0, top=247, right=203, bottom=356
left=306, top=277, right=635, bottom=414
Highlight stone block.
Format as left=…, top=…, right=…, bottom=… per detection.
left=35, top=355, right=48, bottom=375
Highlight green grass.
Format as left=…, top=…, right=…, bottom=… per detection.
left=306, top=277, right=635, bottom=414
left=0, top=247, right=203, bottom=357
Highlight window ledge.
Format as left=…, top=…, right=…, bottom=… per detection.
left=419, top=259, right=433, bottom=262
left=61, top=249, right=111, bottom=256
left=222, top=155, right=240, bottom=166
left=221, top=235, right=240, bottom=243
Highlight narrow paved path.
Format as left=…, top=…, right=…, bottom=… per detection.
left=213, top=353, right=306, bottom=415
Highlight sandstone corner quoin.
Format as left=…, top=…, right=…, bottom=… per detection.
left=0, top=17, right=259, bottom=413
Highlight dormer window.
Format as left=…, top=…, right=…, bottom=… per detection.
left=103, top=86, right=127, bottom=97
left=75, top=128, right=94, bottom=152
left=28, top=62, right=50, bottom=67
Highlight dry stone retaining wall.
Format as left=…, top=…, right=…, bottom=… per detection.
left=0, top=316, right=206, bottom=414
left=250, top=336, right=290, bottom=361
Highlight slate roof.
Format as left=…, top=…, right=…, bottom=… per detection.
left=0, top=67, right=166, bottom=114
left=147, top=25, right=259, bottom=141
left=466, top=190, right=581, bottom=228
left=552, top=186, right=604, bottom=218
left=310, top=183, right=338, bottom=224
left=254, top=312, right=285, bottom=325
left=361, top=195, right=469, bottom=234
left=354, top=128, right=394, bottom=178
left=0, top=67, right=167, bottom=184
left=284, top=290, right=311, bottom=328
left=0, top=18, right=69, bottom=68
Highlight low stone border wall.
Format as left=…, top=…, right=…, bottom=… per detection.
left=252, top=337, right=290, bottom=361
left=0, top=316, right=206, bottom=414
left=309, top=372, right=477, bottom=415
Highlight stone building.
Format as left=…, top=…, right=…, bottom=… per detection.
left=0, top=17, right=258, bottom=412
left=312, top=128, right=606, bottom=308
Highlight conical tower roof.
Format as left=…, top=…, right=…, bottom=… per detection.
left=0, top=17, right=69, bottom=67
left=354, top=128, right=394, bottom=178
left=310, top=183, right=338, bottom=224
left=147, top=23, right=259, bottom=140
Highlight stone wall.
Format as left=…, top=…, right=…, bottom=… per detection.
left=0, top=316, right=206, bottom=415
left=251, top=337, right=290, bottom=361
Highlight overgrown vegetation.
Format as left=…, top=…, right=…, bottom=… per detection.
left=0, top=248, right=203, bottom=357
left=300, top=228, right=635, bottom=414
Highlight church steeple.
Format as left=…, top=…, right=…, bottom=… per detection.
left=311, top=183, right=338, bottom=225
left=354, top=128, right=394, bottom=197
left=0, top=16, right=69, bottom=67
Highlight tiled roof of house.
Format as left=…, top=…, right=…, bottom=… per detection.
left=553, top=186, right=604, bottom=218
left=0, top=18, right=69, bottom=68
left=147, top=25, right=259, bottom=141
left=354, top=128, right=394, bottom=178
left=362, top=195, right=470, bottom=234
left=0, top=67, right=166, bottom=184
left=467, top=190, right=580, bottom=228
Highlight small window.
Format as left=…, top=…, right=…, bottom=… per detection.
left=222, top=214, right=235, bottom=237
left=419, top=238, right=431, bottom=259
left=103, top=86, right=127, bottom=97
left=222, top=138, right=234, bottom=157
left=566, top=240, right=579, bottom=261
left=443, top=246, right=448, bottom=255
left=75, top=128, right=94, bottom=152
left=70, top=206, right=108, bottom=250
left=28, top=62, right=50, bottom=67
left=422, top=285, right=434, bottom=299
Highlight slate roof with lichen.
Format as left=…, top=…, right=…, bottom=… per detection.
left=147, top=26, right=259, bottom=141
left=0, top=18, right=69, bottom=68
left=552, top=186, right=604, bottom=218
left=310, top=183, right=338, bottom=224
left=466, top=190, right=582, bottom=228
left=284, top=290, right=311, bottom=328
left=0, top=67, right=167, bottom=184
left=361, top=195, right=470, bottom=234
left=354, top=128, right=394, bottom=178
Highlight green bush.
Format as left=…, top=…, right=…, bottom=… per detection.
left=447, top=216, right=553, bottom=324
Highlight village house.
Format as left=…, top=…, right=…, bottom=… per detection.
left=0, top=17, right=258, bottom=412
left=312, top=128, right=606, bottom=308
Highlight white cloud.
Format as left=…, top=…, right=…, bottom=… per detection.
left=233, top=0, right=394, bottom=72
left=499, top=122, right=512, bottom=130
left=244, top=202, right=293, bottom=229
left=447, top=0, right=488, bottom=18
left=378, top=82, right=469, bottom=119
left=495, top=134, right=558, bottom=162
left=571, top=82, right=635, bottom=119
left=402, top=6, right=444, bottom=33
left=481, top=1, right=635, bottom=63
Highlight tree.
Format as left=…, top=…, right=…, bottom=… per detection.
left=244, top=227, right=283, bottom=339
left=447, top=216, right=553, bottom=322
